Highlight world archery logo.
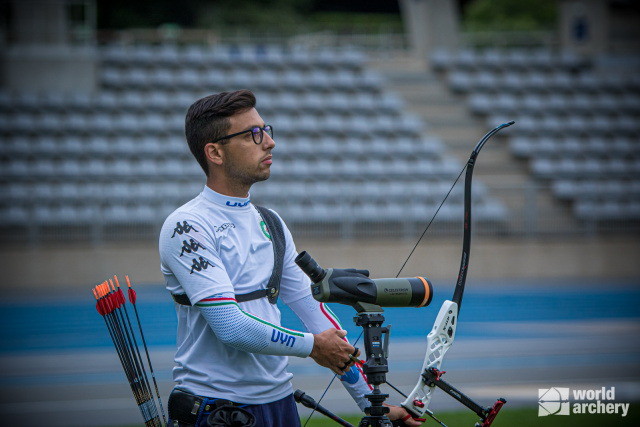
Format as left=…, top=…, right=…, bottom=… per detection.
left=538, top=386, right=629, bottom=417
left=538, top=387, right=570, bottom=416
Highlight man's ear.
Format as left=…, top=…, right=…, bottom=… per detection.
left=205, top=142, right=224, bottom=166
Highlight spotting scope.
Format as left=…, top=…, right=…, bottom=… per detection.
left=295, top=251, right=433, bottom=309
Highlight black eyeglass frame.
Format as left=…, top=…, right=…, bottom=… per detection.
left=211, top=125, right=274, bottom=145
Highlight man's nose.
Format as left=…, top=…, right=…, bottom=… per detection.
left=263, top=132, right=275, bottom=150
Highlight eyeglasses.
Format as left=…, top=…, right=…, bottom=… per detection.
left=212, top=125, right=274, bottom=145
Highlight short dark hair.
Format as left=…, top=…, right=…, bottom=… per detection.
left=185, top=90, right=257, bottom=176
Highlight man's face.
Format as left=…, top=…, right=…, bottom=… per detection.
left=218, top=107, right=275, bottom=188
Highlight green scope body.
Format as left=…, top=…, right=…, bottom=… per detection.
left=295, top=251, right=433, bottom=308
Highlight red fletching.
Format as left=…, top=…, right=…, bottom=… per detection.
left=112, top=291, right=122, bottom=309
left=95, top=300, right=104, bottom=316
left=105, top=295, right=114, bottom=314
left=102, top=285, right=115, bottom=314
left=106, top=290, right=115, bottom=310
left=108, top=280, right=120, bottom=309
left=117, top=288, right=126, bottom=305
left=93, top=289, right=105, bottom=316
left=128, top=287, right=137, bottom=305
left=101, top=298, right=110, bottom=315
left=125, top=276, right=137, bottom=305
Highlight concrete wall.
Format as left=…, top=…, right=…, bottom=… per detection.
left=398, top=0, right=460, bottom=60
left=1, top=236, right=638, bottom=292
left=1, top=0, right=97, bottom=92
left=2, top=44, right=97, bottom=92
left=559, top=0, right=609, bottom=56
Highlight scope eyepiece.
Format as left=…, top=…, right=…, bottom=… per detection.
left=295, top=251, right=326, bottom=283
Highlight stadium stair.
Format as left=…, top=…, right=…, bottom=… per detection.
left=370, top=55, right=585, bottom=235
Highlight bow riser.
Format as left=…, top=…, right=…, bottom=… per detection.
left=400, top=121, right=513, bottom=424
left=402, top=300, right=458, bottom=417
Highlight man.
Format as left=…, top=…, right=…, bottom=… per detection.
left=159, top=90, right=422, bottom=426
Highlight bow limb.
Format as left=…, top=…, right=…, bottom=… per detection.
left=400, top=121, right=514, bottom=418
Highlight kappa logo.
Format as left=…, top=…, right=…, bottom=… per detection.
left=190, top=256, right=212, bottom=274
left=538, top=388, right=571, bottom=416
left=214, top=223, right=236, bottom=233
left=171, top=221, right=198, bottom=238
left=180, top=239, right=206, bottom=257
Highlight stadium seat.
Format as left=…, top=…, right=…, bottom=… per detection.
left=101, top=67, right=124, bottom=87
left=455, top=49, right=479, bottom=71
left=496, top=93, right=519, bottom=113
left=548, top=72, right=574, bottom=93
left=448, top=71, right=472, bottom=93
left=181, top=45, right=206, bottom=66
left=281, top=70, right=306, bottom=90
left=148, top=68, right=175, bottom=88
left=523, top=72, right=549, bottom=92
left=529, top=49, right=555, bottom=71
left=0, top=43, right=517, bottom=238
left=429, top=48, right=452, bottom=72
left=174, top=69, right=202, bottom=89
left=476, top=199, right=508, bottom=222
left=155, top=44, right=180, bottom=66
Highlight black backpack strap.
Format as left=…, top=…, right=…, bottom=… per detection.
left=172, top=205, right=286, bottom=306
left=172, top=290, right=270, bottom=305
left=172, top=293, right=192, bottom=306
left=254, top=205, right=285, bottom=304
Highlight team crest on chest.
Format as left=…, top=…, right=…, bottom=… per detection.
left=260, top=221, right=271, bottom=240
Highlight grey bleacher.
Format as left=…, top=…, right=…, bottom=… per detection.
left=0, top=44, right=507, bottom=241
left=431, top=47, right=640, bottom=223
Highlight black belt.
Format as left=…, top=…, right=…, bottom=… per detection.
left=168, top=389, right=242, bottom=426
left=172, top=288, right=275, bottom=307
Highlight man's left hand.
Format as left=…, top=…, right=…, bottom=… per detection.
left=385, top=404, right=425, bottom=426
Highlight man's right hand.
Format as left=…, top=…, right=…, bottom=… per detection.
left=309, top=328, right=359, bottom=376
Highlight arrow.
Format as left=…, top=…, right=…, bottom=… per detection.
left=92, top=276, right=166, bottom=427
left=124, top=275, right=168, bottom=427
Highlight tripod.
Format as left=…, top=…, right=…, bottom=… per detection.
left=353, top=303, right=393, bottom=427
left=296, top=302, right=396, bottom=427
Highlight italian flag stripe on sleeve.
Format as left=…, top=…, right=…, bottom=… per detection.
left=195, top=297, right=237, bottom=307
left=320, top=302, right=343, bottom=330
